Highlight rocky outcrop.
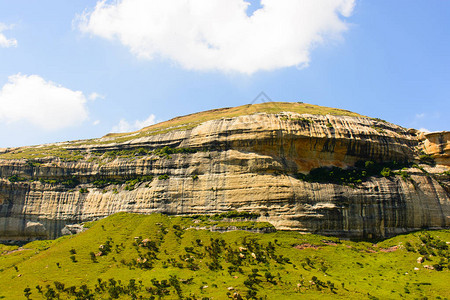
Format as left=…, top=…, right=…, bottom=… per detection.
left=0, top=111, right=448, bottom=241
left=421, top=131, right=450, bottom=166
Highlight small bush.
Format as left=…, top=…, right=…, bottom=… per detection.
left=90, top=252, right=98, bottom=263
left=398, top=171, right=410, bottom=181
left=405, top=241, right=415, bottom=252
left=54, top=281, right=65, bottom=291
left=24, top=287, right=32, bottom=299
left=419, top=154, right=435, bottom=166
left=79, top=188, right=89, bottom=194
left=380, top=167, right=392, bottom=177
left=61, top=176, right=80, bottom=188
left=7, top=175, right=27, bottom=183
left=158, top=174, right=170, bottom=180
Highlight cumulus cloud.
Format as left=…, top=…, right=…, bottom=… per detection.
left=0, top=23, right=17, bottom=48
left=0, top=74, right=89, bottom=130
left=88, top=92, right=105, bottom=100
left=77, top=0, right=355, bottom=74
left=112, top=114, right=156, bottom=133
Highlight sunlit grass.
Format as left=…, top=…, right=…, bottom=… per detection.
left=0, top=213, right=448, bottom=299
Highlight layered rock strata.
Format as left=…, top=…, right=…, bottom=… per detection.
left=0, top=112, right=448, bottom=241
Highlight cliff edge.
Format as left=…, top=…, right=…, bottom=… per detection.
left=0, top=102, right=448, bottom=241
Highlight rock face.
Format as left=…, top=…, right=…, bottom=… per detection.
left=0, top=109, right=449, bottom=241
left=421, top=131, right=450, bottom=166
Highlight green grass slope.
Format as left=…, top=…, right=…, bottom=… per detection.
left=0, top=213, right=448, bottom=299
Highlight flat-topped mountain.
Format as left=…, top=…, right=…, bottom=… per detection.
left=0, top=102, right=448, bottom=241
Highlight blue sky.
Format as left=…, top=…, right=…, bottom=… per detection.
left=0, top=0, right=449, bottom=147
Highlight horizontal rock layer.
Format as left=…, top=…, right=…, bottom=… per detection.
left=0, top=113, right=448, bottom=241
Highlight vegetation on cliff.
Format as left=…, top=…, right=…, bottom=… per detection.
left=6, top=158, right=443, bottom=194
left=0, top=213, right=448, bottom=299
left=0, top=102, right=446, bottom=242
left=296, top=160, right=413, bottom=186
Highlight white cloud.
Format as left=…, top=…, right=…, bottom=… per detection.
left=418, top=128, right=430, bottom=133
left=0, top=74, right=89, bottom=130
left=0, top=23, right=17, bottom=48
left=415, top=113, right=426, bottom=119
left=93, top=120, right=101, bottom=125
left=112, top=114, right=156, bottom=133
left=88, top=92, right=105, bottom=100
left=77, top=0, right=355, bottom=74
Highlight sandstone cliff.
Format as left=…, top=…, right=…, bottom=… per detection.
left=0, top=103, right=448, bottom=241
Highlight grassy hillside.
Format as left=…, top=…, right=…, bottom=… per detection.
left=0, top=102, right=364, bottom=160
left=0, top=213, right=448, bottom=299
